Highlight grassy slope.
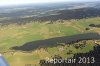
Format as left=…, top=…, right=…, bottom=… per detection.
left=0, top=17, right=100, bottom=66
left=0, top=21, right=81, bottom=51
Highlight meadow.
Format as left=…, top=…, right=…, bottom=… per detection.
left=0, top=17, right=100, bottom=66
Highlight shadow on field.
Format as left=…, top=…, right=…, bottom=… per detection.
left=11, top=33, right=100, bottom=51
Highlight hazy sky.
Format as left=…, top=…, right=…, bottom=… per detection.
left=0, top=0, right=99, bottom=6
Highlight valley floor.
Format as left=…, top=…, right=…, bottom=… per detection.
left=0, top=17, right=100, bottom=66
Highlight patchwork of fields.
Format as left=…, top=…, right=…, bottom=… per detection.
left=0, top=17, right=100, bottom=66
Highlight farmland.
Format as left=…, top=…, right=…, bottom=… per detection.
left=0, top=17, right=99, bottom=66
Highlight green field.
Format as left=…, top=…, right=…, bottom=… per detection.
left=0, top=17, right=100, bottom=66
